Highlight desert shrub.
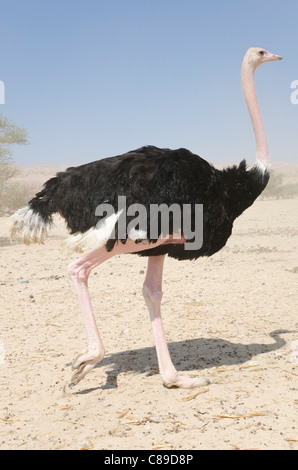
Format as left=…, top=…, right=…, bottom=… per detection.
left=261, top=171, right=298, bottom=199
left=0, top=181, right=38, bottom=214
left=0, top=112, right=28, bottom=213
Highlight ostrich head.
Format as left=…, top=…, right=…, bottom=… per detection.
left=245, top=47, right=283, bottom=69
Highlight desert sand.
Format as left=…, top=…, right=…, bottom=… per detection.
left=0, top=165, right=297, bottom=450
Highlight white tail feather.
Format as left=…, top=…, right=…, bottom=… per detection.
left=11, top=207, right=126, bottom=254
left=62, top=210, right=123, bottom=254
left=10, top=206, right=52, bottom=244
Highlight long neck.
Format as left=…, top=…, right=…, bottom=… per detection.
left=241, top=59, right=270, bottom=172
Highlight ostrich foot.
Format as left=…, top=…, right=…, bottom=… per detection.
left=162, top=373, right=210, bottom=389
left=69, top=349, right=104, bottom=387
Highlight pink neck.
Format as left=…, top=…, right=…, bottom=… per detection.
left=241, top=59, right=270, bottom=171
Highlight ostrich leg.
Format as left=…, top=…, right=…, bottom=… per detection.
left=67, top=238, right=170, bottom=386
left=68, top=247, right=114, bottom=386
left=143, top=255, right=210, bottom=389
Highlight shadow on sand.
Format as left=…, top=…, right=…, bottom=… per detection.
left=74, top=329, right=291, bottom=394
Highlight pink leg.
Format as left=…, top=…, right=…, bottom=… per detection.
left=68, top=238, right=167, bottom=386
left=143, top=256, right=210, bottom=388
left=68, top=247, right=114, bottom=386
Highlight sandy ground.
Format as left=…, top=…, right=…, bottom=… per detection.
left=0, top=193, right=297, bottom=450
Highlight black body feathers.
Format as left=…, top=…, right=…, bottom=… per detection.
left=28, top=146, right=269, bottom=260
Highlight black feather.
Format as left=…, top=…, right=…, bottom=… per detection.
left=28, top=146, right=270, bottom=260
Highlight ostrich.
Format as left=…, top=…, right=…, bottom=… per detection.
left=11, top=47, right=282, bottom=389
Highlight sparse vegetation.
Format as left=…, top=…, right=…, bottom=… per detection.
left=0, top=112, right=33, bottom=214
left=0, top=180, right=38, bottom=214
left=261, top=170, right=298, bottom=200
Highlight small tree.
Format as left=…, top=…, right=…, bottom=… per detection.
left=0, top=112, right=28, bottom=210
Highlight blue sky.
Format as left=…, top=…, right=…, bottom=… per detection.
left=0, top=0, right=297, bottom=165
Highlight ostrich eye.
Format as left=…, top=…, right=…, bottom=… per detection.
left=259, top=50, right=265, bottom=56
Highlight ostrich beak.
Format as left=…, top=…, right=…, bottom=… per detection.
left=266, top=52, right=283, bottom=61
